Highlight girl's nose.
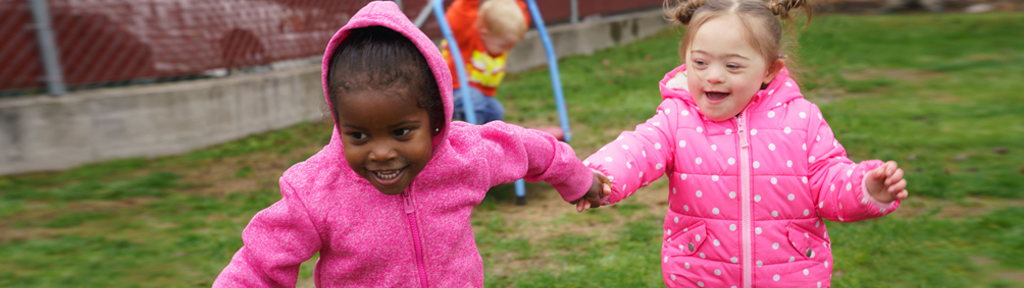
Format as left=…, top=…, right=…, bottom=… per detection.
left=368, top=145, right=397, bottom=162
left=706, top=67, right=725, bottom=84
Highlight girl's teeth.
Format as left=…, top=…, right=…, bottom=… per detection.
left=375, top=170, right=400, bottom=179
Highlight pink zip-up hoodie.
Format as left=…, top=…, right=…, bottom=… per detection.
left=213, top=2, right=592, bottom=287
left=584, top=65, right=901, bottom=288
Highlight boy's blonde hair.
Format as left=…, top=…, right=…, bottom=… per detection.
left=479, top=0, right=527, bottom=38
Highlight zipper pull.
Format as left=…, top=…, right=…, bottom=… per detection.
left=402, top=191, right=415, bottom=214
left=737, top=113, right=750, bottom=149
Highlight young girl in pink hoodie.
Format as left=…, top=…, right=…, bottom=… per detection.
left=213, top=2, right=608, bottom=287
left=584, top=0, right=909, bottom=287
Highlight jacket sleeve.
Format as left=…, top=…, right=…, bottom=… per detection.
left=213, top=179, right=322, bottom=288
left=807, top=104, right=900, bottom=222
left=446, top=0, right=478, bottom=47
left=470, top=121, right=593, bottom=203
left=583, top=100, right=680, bottom=204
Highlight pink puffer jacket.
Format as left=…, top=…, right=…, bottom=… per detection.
left=212, top=2, right=593, bottom=287
left=585, top=65, right=900, bottom=288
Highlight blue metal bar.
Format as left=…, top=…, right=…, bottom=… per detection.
left=524, top=0, right=572, bottom=142
left=432, top=0, right=478, bottom=124
left=514, top=178, right=527, bottom=199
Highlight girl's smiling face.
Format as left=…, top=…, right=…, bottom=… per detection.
left=335, top=90, right=434, bottom=195
left=686, top=15, right=777, bottom=122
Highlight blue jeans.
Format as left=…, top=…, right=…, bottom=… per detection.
left=453, top=87, right=504, bottom=124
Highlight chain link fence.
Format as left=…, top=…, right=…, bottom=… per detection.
left=0, top=0, right=663, bottom=96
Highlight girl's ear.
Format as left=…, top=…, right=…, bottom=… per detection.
left=764, top=58, right=786, bottom=84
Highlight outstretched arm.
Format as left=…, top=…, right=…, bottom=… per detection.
left=213, top=179, right=321, bottom=288
left=463, top=121, right=595, bottom=204
left=584, top=99, right=682, bottom=205
left=807, top=104, right=905, bottom=222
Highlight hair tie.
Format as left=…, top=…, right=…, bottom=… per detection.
left=688, top=8, right=696, bottom=12
left=778, top=1, right=789, bottom=9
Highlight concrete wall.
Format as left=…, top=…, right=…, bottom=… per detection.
left=508, top=9, right=669, bottom=73
left=0, top=8, right=669, bottom=175
left=0, top=66, right=324, bottom=175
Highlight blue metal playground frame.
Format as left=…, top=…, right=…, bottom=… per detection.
left=431, top=0, right=572, bottom=205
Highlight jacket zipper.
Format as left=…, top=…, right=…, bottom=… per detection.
left=403, top=189, right=429, bottom=287
left=737, top=111, right=753, bottom=288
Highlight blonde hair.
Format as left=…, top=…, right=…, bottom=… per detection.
left=479, top=0, right=527, bottom=39
left=668, top=0, right=812, bottom=78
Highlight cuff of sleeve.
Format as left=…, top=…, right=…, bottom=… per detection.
left=861, top=176, right=895, bottom=211
left=552, top=159, right=594, bottom=203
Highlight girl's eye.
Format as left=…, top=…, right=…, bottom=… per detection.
left=347, top=132, right=366, bottom=140
left=394, top=128, right=412, bottom=137
left=693, top=60, right=708, bottom=67
left=727, top=64, right=741, bottom=70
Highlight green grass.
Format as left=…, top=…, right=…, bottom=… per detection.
left=1, top=12, right=1023, bottom=287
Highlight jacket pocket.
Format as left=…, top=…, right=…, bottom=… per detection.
left=664, top=220, right=707, bottom=257
left=786, top=224, right=829, bottom=260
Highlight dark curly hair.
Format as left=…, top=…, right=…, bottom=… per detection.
left=326, top=26, right=445, bottom=134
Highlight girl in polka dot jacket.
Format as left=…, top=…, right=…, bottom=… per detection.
left=584, top=0, right=909, bottom=287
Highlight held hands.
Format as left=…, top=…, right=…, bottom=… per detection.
left=573, top=172, right=612, bottom=213
left=865, top=161, right=909, bottom=203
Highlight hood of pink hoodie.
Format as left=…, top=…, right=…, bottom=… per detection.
left=321, top=1, right=455, bottom=154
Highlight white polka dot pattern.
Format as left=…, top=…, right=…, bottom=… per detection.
left=576, top=84, right=867, bottom=284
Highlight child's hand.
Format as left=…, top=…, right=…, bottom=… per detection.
left=865, top=161, right=909, bottom=203
left=573, top=172, right=611, bottom=213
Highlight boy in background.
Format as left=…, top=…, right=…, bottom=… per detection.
left=442, top=0, right=529, bottom=124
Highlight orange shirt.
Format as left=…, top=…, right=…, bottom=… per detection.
left=441, top=0, right=529, bottom=96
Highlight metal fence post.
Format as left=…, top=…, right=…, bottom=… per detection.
left=27, top=0, right=66, bottom=95
left=570, top=0, right=578, bottom=23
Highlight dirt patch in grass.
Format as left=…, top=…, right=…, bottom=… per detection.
left=841, top=68, right=945, bottom=84
left=804, top=87, right=850, bottom=104
left=171, top=145, right=324, bottom=197
left=972, top=256, right=1024, bottom=285
left=473, top=179, right=670, bottom=277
